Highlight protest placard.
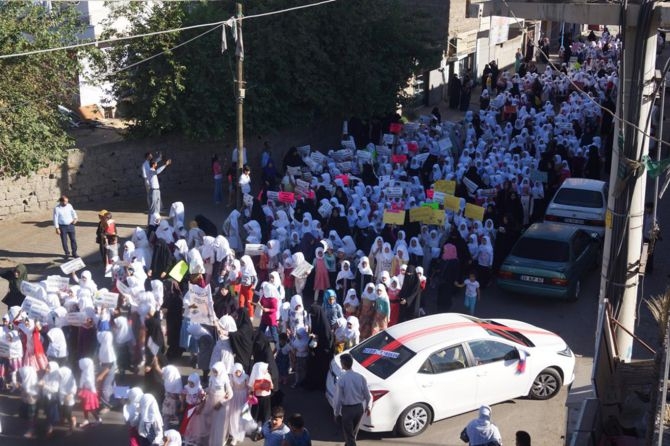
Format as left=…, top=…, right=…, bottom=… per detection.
left=383, top=210, right=406, bottom=225
left=60, top=257, right=85, bottom=275
left=266, top=191, right=279, bottom=202
left=409, top=206, right=432, bottom=223
left=422, top=202, right=439, bottom=209
left=28, top=301, right=50, bottom=323
left=94, top=291, right=119, bottom=308
left=168, top=260, right=189, bottom=282
left=391, top=154, right=408, bottom=164
left=336, top=161, right=353, bottom=172
left=444, top=194, right=462, bottom=212
left=530, top=169, right=548, bottom=183
left=389, top=122, right=403, bottom=134
left=278, top=192, right=295, bottom=204
left=186, top=284, right=215, bottom=325
left=296, top=145, right=311, bottom=157
left=45, top=276, right=70, bottom=293
left=286, top=166, right=302, bottom=177
left=20, top=281, right=43, bottom=299
left=244, top=244, right=266, bottom=256
left=21, top=296, right=42, bottom=312
left=63, top=312, right=86, bottom=327
left=116, top=280, right=133, bottom=297
left=434, top=180, right=456, bottom=195
left=382, top=134, right=395, bottom=145
left=375, top=146, right=392, bottom=157
left=291, top=262, right=314, bottom=279
left=428, top=209, right=446, bottom=226
left=341, top=139, right=356, bottom=151
left=433, top=191, right=446, bottom=205
left=406, top=141, right=419, bottom=153
left=334, top=174, right=349, bottom=186
left=356, top=150, right=373, bottom=164
left=465, top=203, right=486, bottom=221
left=386, top=186, right=403, bottom=199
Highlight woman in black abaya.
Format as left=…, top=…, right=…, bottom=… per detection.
left=230, top=308, right=254, bottom=372
left=398, top=265, right=422, bottom=322
left=251, top=331, right=279, bottom=424
left=304, top=304, right=334, bottom=391
left=149, top=239, right=174, bottom=280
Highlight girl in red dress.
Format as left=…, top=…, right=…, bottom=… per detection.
left=77, top=357, right=102, bottom=427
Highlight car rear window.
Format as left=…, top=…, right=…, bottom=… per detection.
left=350, top=332, right=416, bottom=379
left=511, top=237, right=570, bottom=262
left=553, top=188, right=603, bottom=208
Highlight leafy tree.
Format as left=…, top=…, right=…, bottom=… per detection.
left=98, top=0, right=442, bottom=140
left=0, top=2, right=84, bottom=176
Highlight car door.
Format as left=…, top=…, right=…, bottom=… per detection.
left=570, top=230, right=593, bottom=277
left=466, top=339, right=530, bottom=405
left=415, top=344, right=477, bottom=420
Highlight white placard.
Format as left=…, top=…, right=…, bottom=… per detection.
left=433, top=191, right=446, bottom=204
left=243, top=193, right=254, bottom=207
left=287, top=166, right=302, bottom=177
left=376, top=146, right=392, bottom=157
left=28, top=302, right=50, bottom=323
left=62, top=312, right=86, bottom=327
left=21, top=296, right=42, bottom=312
left=310, top=151, right=326, bottom=165
left=336, top=161, right=352, bottom=173
left=114, top=386, right=130, bottom=400
left=387, top=186, right=404, bottom=199
left=356, top=150, right=372, bottom=163
left=45, top=276, right=70, bottom=293
left=116, top=280, right=133, bottom=297
left=382, top=134, right=395, bottom=145
left=341, top=139, right=356, bottom=151
left=186, top=284, right=215, bottom=325
left=296, top=145, right=311, bottom=158
left=291, top=262, right=313, bottom=279
left=266, top=191, right=279, bottom=202
left=332, top=149, right=353, bottom=162
left=19, top=281, right=43, bottom=299
left=438, top=138, right=453, bottom=152
left=244, top=244, right=265, bottom=256
left=60, top=257, right=85, bottom=275
left=94, top=291, right=119, bottom=308
left=412, top=152, right=429, bottom=166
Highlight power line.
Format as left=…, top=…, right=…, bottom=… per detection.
left=0, top=0, right=337, bottom=60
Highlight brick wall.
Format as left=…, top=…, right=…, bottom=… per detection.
left=448, top=0, right=480, bottom=37
left=0, top=119, right=341, bottom=220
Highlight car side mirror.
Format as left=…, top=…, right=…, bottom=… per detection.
left=590, top=232, right=599, bottom=240
left=504, top=348, right=520, bottom=361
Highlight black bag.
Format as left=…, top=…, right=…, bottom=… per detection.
left=460, top=427, right=469, bottom=443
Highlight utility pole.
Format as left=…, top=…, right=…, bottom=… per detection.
left=235, top=2, right=245, bottom=210
left=599, top=7, right=659, bottom=362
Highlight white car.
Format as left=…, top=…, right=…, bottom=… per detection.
left=325, top=313, right=575, bottom=437
left=544, top=178, right=608, bottom=237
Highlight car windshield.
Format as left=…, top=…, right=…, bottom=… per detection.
left=553, top=188, right=603, bottom=208
left=350, top=332, right=416, bottom=379
left=463, top=316, right=535, bottom=347
left=512, top=237, right=569, bottom=262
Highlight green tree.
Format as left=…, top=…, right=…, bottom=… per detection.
left=98, top=0, right=442, bottom=140
left=0, top=2, right=84, bottom=176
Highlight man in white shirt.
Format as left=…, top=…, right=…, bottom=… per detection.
left=239, top=165, right=251, bottom=195
left=141, top=151, right=162, bottom=206
left=53, top=195, right=78, bottom=258
left=231, top=146, right=248, bottom=166
left=333, top=353, right=372, bottom=446
left=147, top=158, right=172, bottom=225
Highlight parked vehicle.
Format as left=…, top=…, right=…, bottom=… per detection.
left=544, top=178, right=608, bottom=237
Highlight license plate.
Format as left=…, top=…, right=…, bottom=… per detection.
left=563, top=217, right=585, bottom=224
left=520, top=275, right=544, bottom=283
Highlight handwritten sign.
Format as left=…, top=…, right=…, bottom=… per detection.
left=386, top=186, right=403, bottom=199
left=389, top=122, right=403, bottom=134
left=244, top=244, right=266, bottom=256
left=168, top=260, right=189, bottom=282
left=287, top=166, right=302, bottom=177
left=406, top=141, right=419, bottom=153
left=21, top=296, right=43, bottom=313
left=426, top=189, right=434, bottom=199
left=334, top=174, right=349, bottom=186
left=428, top=209, right=446, bottom=226
left=341, top=139, right=356, bottom=151
left=266, top=191, right=279, bottom=202
left=383, top=210, right=406, bottom=226
left=63, top=312, right=87, bottom=327
left=45, top=276, right=70, bottom=293
left=94, top=291, right=119, bottom=308
left=376, top=146, right=391, bottom=157
left=422, top=202, right=439, bottom=209
left=433, top=191, right=446, bottom=205
left=434, top=180, right=456, bottom=195
left=186, top=284, right=215, bottom=325
left=291, top=262, right=314, bottom=279
left=465, top=203, right=486, bottom=221
left=444, top=194, right=462, bottom=212
left=28, top=301, right=50, bottom=323
left=20, top=281, right=43, bottom=299
left=60, top=257, right=85, bottom=275
left=296, top=145, right=311, bottom=158
left=310, top=151, right=326, bottom=165
left=356, top=150, right=373, bottom=164
left=278, top=192, right=295, bottom=204
left=409, top=207, right=432, bottom=223
left=382, top=134, right=395, bottom=145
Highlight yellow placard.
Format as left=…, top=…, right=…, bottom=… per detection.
left=168, top=260, right=189, bottom=282
left=409, top=207, right=432, bottom=223
left=383, top=210, right=406, bottom=225
left=443, top=194, right=461, bottom=212
left=464, top=203, right=486, bottom=221
left=434, top=180, right=456, bottom=195
left=428, top=208, right=446, bottom=225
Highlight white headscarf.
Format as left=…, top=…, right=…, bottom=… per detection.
left=240, top=255, right=257, bottom=278
left=290, top=294, right=304, bottom=312
left=345, top=316, right=360, bottom=343
left=341, top=236, right=357, bottom=257
left=43, top=361, right=61, bottom=399
left=114, top=316, right=134, bottom=344
left=380, top=243, right=394, bottom=263
left=46, top=327, right=67, bottom=359
left=19, top=365, right=39, bottom=398
left=174, top=239, right=189, bottom=262
left=209, top=361, right=231, bottom=391
left=78, top=358, right=96, bottom=392
left=336, top=260, right=355, bottom=282
left=343, top=289, right=359, bottom=309
left=361, top=282, right=377, bottom=302
left=357, top=257, right=373, bottom=275
left=138, top=393, right=163, bottom=440
left=186, top=373, right=202, bottom=396
left=162, top=365, right=183, bottom=394
left=58, top=366, right=77, bottom=405
left=164, top=430, right=182, bottom=446
left=231, top=362, right=248, bottom=387
left=408, top=237, right=424, bottom=257
left=124, top=387, right=144, bottom=426
left=97, top=330, right=117, bottom=364
left=156, top=220, right=175, bottom=243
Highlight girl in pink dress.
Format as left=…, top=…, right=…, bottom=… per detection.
left=19, top=318, right=48, bottom=371
left=77, top=358, right=102, bottom=427
left=179, top=372, right=206, bottom=445
left=312, top=247, right=330, bottom=304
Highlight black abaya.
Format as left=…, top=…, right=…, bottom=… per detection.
left=161, top=280, right=183, bottom=360
left=150, top=239, right=174, bottom=279
left=304, top=304, right=334, bottom=391
left=230, top=308, right=254, bottom=371
left=399, top=265, right=422, bottom=322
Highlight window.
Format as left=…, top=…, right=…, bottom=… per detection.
left=350, top=332, right=416, bottom=379
left=420, top=345, right=468, bottom=374
left=511, top=237, right=570, bottom=262
left=553, top=188, right=604, bottom=208
left=571, top=231, right=592, bottom=257
left=467, top=340, right=517, bottom=366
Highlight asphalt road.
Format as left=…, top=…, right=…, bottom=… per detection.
left=0, top=189, right=608, bottom=446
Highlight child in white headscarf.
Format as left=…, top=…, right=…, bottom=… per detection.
left=41, top=361, right=61, bottom=437
left=207, top=361, right=233, bottom=446
left=179, top=373, right=206, bottom=445
left=161, top=365, right=182, bottom=426
left=138, top=393, right=164, bottom=445
left=335, top=260, right=355, bottom=302
left=344, top=316, right=360, bottom=348
left=228, top=363, right=249, bottom=445
left=58, top=365, right=77, bottom=435
left=290, top=252, right=312, bottom=297
left=18, top=365, right=39, bottom=438
left=97, top=330, right=117, bottom=409
left=77, top=357, right=102, bottom=427
left=290, top=328, right=309, bottom=388
left=343, top=289, right=360, bottom=317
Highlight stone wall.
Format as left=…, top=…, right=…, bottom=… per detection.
left=0, top=119, right=341, bottom=220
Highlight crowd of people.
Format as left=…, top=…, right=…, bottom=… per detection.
left=0, top=29, right=620, bottom=446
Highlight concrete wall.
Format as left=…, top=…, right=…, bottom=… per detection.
left=0, top=119, right=341, bottom=221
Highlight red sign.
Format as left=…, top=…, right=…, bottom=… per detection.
left=426, top=189, right=434, bottom=199
left=391, top=154, right=408, bottom=164
left=278, top=192, right=295, bottom=203
left=389, top=123, right=403, bottom=134
left=335, top=174, right=349, bottom=186
left=407, top=141, right=418, bottom=153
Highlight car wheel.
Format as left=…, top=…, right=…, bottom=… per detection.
left=530, top=368, right=563, bottom=400
left=395, top=403, right=432, bottom=437
left=569, top=280, right=581, bottom=301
